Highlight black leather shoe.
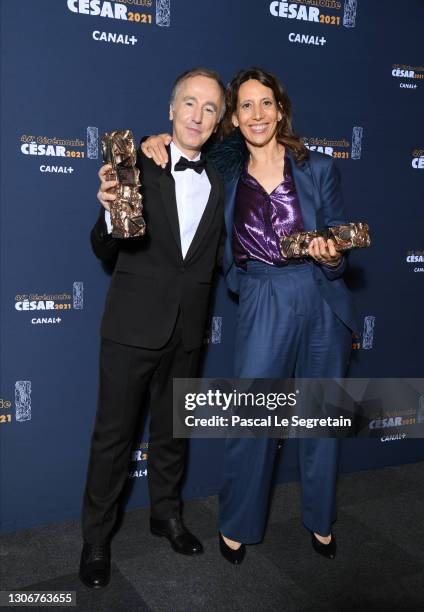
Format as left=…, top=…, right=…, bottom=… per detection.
left=219, top=532, right=246, bottom=565
left=150, top=517, right=203, bottom=555
left=311, top=531, right=337, bottom=559
left=79, top=542, right=111, bottom=588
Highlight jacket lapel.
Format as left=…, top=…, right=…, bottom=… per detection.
left=184, top=161, right=221, bottom=262
left=224, top=176, right=239, bottom=237
left=223, top=175, right=239, bottom=275
left=158, top=150, right=182, bottom=256
left=288, top=150, right=318, bottom=231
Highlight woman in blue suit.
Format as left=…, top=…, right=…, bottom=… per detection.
left=212, top=68, right=357, bottom=564
left=142, top=67, right=358, bottom=565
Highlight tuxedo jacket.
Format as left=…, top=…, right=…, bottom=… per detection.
left=219, top=148, right=360, bottom=334
left=91, top=149, right=225, bottom=351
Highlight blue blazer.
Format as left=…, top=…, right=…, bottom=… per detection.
left=221, top=149, right=360, bottom=334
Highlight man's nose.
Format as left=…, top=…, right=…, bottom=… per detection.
left=192, top=107, right=203, bottom=124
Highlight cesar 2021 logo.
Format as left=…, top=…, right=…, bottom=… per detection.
left=20, top=128, right=98, bottom=175
left=0, top=382, right=32, bottom=426
left=14, top=282, right=84, bottom=326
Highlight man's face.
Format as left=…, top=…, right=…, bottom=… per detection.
left=170, top=75, right=223, bottom=158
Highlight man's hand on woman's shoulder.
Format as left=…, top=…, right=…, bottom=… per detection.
left=141, top=134, right=172, bottom=168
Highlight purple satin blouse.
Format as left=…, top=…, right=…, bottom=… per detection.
left=233, top=154, right=305, bottom=266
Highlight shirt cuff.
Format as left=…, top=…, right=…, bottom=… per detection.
left=104, top=210, right=113, bottom=234
left=322, top=257, right=343, bottom=271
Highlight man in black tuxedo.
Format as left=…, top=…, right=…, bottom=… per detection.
left=79, top=68, right=225, bottom=589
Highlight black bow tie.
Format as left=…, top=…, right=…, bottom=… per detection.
left=174, top=156, right=206, bottom=174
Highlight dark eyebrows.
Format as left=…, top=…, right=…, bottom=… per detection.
left=239, top=97, right=273, bottom=104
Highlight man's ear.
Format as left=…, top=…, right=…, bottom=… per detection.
left=169, top=105, right=174, bottom=121
left=232, top=113, right=239, bottom=128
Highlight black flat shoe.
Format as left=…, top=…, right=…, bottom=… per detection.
left=219, top=532, right=246, bottom=565
left=150, top=517, right=203, bottom=555
left=79, top=542, right=111, bottom=588
left=311, top=531, right=337, bottom=559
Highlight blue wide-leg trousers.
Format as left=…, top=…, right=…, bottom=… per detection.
left=219, top=262, right=352, bottom=543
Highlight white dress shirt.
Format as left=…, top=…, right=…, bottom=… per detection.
left=104, top=141, right=211, bottom=259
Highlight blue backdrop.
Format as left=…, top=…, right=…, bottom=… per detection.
left=1, top=0, right=423, bottom=532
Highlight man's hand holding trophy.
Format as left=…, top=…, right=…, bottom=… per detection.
left=98, top=130, right=146, bottom=239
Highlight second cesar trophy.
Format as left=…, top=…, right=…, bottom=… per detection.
left=280, top=223, right=370, bottom=259
left=101, top=130, right=146, bottom=239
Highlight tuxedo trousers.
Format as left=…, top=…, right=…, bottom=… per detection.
left=82, top=312, right=201, bottom=544
left=219, top=261, right=352, bottom=543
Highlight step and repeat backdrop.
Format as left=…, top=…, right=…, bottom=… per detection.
left=1, top=0, right=423, bottom=532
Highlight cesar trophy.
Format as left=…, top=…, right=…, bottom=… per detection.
left=101, top=130, right=146, bottom=238
left=280, top=223, right=370, bottom=259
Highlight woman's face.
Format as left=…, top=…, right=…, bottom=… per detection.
left=232, top=79, right=283, bottom=147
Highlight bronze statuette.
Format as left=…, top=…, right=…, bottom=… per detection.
left=101, top=130, right=146, bottom=239
left=280, top=223, right=370, bottom=259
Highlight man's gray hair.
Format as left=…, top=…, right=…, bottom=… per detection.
left=170, top=67, right=226, bottom=120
